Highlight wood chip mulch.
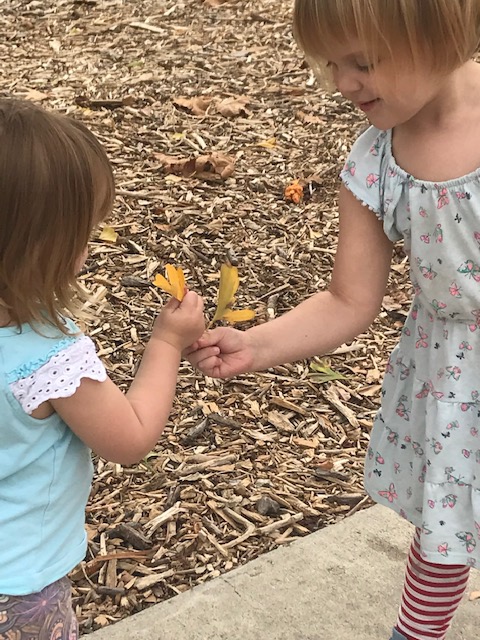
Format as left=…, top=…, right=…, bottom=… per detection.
left=2, top=0, right=411, bottom=633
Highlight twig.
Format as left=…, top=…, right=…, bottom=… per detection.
left=129, top=21, right=166, bottom=34
left=259, top=512, right=304, bottom=535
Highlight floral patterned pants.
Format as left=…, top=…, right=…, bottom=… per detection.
left=0, top=577, right=78, bottom=640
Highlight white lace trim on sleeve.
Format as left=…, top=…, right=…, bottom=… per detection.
left=10, top=335, right=107, bottom=414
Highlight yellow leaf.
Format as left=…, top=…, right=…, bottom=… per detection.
left=258, top=137, right=277, bottom=149
left=153, top=265, right=185, bottom=301
left=99, top=225, right=118, bottom=243
left=222, top=308, right=256, bottom=324
left=211, top=263, right=239, bottom=323
left=210, top=263, right=255, bottom=326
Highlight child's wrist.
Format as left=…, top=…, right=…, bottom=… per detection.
left=149, top=333, right=184, bottom=354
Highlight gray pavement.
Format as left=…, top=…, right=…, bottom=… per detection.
left=83, top=505, right=480, bottom=640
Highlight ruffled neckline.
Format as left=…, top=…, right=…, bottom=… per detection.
left=385, top=129, right=480, bottom=189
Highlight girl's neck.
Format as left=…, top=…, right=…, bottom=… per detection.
left=391, top=61, right=480, bottom=183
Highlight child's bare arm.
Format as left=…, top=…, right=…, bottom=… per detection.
left=51, top=291, right=205, bottom=465
left=187, top=186, right=393, bottom=376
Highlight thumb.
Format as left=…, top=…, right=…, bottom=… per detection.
left=196, top=328, right=221, bottom=348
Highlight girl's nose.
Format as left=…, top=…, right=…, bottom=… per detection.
left=333, top=67, right=363, bottom=96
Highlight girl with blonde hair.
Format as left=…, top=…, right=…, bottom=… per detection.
left=187, top=2, right=480, bottom=638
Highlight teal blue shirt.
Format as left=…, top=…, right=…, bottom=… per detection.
left=0, top=318, right=104, bottom=595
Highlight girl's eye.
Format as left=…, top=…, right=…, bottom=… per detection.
left=325, top=61, right=338, bottom=74
left=357, top=63, right=373, bottom=72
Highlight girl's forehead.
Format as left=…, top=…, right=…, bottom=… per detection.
left=321, top=37, right=367, bottom=60
left=320, top=35, right=394, bottom=65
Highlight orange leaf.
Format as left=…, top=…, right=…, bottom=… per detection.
left=153, top=265, right=185, bottom=301
left=153, top=273, right=174, bottom=296
left=177, top=268, right=186, bottom=297
left=284, top=179, right=303, bottom=204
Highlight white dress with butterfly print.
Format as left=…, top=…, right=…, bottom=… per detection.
left=341, top=126, right=480, bottom=566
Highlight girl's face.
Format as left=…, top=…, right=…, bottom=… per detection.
left=324, top=38, right=444, bottom=130
left=74, top=179, right=113, bottom=275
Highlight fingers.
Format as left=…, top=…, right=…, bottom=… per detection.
left=180, top=290, right=204, bottom=311
left=164, top=296, right=181, bottom=311
left=185, top=345, right=220, bottom=364
left=194, top=354, right=222, bottom=376
left=183, top=328, right=221, bottom=355
left=194, top=329, right=223, bottom=349
left=183, top=342, right=201, bottom=357
left=162, top=291, right=204, bottom=317
left=182, top=290, right=201, bottom=304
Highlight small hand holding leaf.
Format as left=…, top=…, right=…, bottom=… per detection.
left=153, top=264, right=186, bottom=301
left=153, top=261, right=255, bottom=326
left=210, top=263, right=255, bottom=326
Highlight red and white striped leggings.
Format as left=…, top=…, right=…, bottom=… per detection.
left=394, top=528, right=470, bottom=640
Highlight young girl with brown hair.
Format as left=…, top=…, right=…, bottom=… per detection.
left=0, top=99, right=205, bottom=638
left=187, top=2, right=480, bottom=638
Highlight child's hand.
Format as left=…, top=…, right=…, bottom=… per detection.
left=153, top=290, right=205, bottom=351
left=184, top=327, right=254, bottom=378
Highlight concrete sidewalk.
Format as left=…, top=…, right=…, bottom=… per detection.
left=83, top=506, right=480, bottom=640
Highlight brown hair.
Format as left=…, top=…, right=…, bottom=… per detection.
left=0, top=99, right=115, bottom=333
left=293, top=0, right=480, bottom=78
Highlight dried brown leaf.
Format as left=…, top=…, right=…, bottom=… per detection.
left=154, top=151, right=235, bottom=181
left=173, top=96, right=213, bottom=116
left=216, top=96, right=250, bottom=117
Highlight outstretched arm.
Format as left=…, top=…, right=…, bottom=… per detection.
left=51, top=292, right=205, bottom=465
left=187, top=186, right=393, bottom=376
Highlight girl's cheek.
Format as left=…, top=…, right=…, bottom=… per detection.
left=75, top=248, right=88, bottom=274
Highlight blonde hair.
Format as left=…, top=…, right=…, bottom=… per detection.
left=0, top=99, right=115, bottom=333
left=293, top=0, right=480, bottom=76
